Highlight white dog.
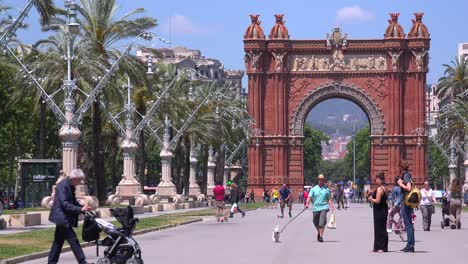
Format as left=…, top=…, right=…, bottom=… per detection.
left=272, top=226, right=280, bottom=243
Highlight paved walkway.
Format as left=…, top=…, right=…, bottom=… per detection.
left=24, top=203, right=467, bottom=264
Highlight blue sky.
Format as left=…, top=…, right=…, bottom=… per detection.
left=6, top=0, right=468, bottom=84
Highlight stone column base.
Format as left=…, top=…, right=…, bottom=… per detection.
left=108, top=183, right=149, bottom=206
left=158, top=184, right=177, bottom=197
left=189, top=186, right=201, bottom=198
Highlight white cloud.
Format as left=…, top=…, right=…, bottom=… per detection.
left=161, top=14, right=207, bottom=35
left=335, top=5, right=373, bottom=24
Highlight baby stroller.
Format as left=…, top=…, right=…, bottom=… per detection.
left=83, top=206, right=143, bottom=264
left=440, top=197, right=451, bottom=229
left=440, top=197, right=462, bottom=229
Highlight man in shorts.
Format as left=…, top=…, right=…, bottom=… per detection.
left=213, top=181, right=226, bottom=221
left=306, top=174, right=335, bottom=242
left=279, top=184, right=292, bottom=218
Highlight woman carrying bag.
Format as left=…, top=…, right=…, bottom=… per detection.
left=420, top=181, right=436, bottom=231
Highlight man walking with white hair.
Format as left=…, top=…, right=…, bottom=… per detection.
left=48, top=169, right=93, bottom=264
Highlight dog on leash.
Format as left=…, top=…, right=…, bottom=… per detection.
left=272, top=226, right=280, bottom=243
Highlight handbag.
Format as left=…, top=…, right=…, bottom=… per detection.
left=327, top=213, right=336, bottom=229
left=429, top=205, right=435, bottom=214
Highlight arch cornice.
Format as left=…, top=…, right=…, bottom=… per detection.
left=290, top=82, right=385, bottom=136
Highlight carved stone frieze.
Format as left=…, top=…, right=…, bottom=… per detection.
left=290, top=82, right=385, bottom=136
left=290, top=54, right=387, bottom=72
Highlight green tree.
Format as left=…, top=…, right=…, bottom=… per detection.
left=428, top=139, right=449, bottom=189
left=318, top=159, right=347, bottom=183
left=303, top=123, right=329, bottom=184
left=344, top=127, right=370, bottom=184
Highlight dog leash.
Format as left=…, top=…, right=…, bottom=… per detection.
left=279, top=207, right=308, bottom=233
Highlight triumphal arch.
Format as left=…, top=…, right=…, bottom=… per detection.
left=244, top=13, right=430, bottom=195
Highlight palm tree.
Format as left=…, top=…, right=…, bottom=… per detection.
left=75, top=0, right=156, bottom=203
left=0, top=0, right=55, bottom=32
left=437, top=57, right=468, bottom=99
left=437, top=56, right=468, bottom=182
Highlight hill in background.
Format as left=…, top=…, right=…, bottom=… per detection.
left=306, top=99, right=369, bottom=137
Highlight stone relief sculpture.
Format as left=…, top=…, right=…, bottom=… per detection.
left=388, top=50, right=403, bottom=70
left=291, top=54, right=387, bottom=71
left=411, top=48, right=428, bottom=70
left=271, top=51, right=286, bottom=71
left=245, top=51, right=262, bottom=71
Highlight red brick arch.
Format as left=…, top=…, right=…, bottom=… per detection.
left=244, top=14, right=430, bottom=196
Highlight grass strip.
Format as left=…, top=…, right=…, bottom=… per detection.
left=0, top=202, right=265, bottom=260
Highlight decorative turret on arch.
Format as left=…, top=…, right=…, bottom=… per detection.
left=244, top=14, right=265, bottom=40
left=290, top=82, right=385, bottom=137
left=384, top=13, right=405, bottom=38
left=269, top=14, right=289, bottom=40
left=408, top=13, right=430, bottom=38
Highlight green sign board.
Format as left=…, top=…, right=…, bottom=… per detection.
left=20, top=159, right=61, bottom=208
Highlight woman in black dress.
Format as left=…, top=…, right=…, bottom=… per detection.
left=368, top=172, right=389, bottom=252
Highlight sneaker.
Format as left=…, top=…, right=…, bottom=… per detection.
left=401, top=247, right=414, bottom=253
left=318, top=236, right=324, bottom=242
left=317, top=234, right=320, bottom=241
left=289, top=212, right=292, bottom=218
left=242, top=212, right=246, bottom=218
left=386, top=228, right=393, bottom=234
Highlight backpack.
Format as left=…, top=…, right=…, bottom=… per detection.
left=82, top=214, right=100, bottom=242
left=403, top=174, right=421, bottom=208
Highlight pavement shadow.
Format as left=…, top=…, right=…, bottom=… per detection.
left=322, top=240, right=340, bottom=243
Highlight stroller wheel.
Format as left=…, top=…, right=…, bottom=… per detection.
left=97, top=258, right=111, bottom=264
left=457, top=222, right=461, bottom=229
left=126, top=258, right=143, bottom=264
left=441, top=221, right=444, bottom=229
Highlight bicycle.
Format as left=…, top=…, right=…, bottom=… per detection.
left=387, top=207, right=407, bottom=242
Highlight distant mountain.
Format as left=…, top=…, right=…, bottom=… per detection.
left=306, top=99, right=368, bottom=137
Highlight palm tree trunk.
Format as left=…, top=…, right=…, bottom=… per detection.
left=183, top=136, right=191, bottom=195
left=92, top=100, right=106, bottom=203
left=175, top=143, right=183, bottom=194
left=215, top=147, right=225, bottom=184
left=38, top=100, right=47, bottom=158
left=201, top=146, right=208, bottom=194
left=111, top=131, right=119, bottom=188
left=137, top=131, right=146, bottom=189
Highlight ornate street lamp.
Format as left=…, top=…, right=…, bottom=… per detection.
left=65, top=0, right=80, bottom=35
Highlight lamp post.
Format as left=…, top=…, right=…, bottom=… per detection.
left=352, top=121, right=356, bottom=184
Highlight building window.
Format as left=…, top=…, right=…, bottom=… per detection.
left=214, top=71, right=219, bottom=79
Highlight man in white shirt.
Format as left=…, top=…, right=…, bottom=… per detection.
left=344, top=185, right=351, bottom=209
